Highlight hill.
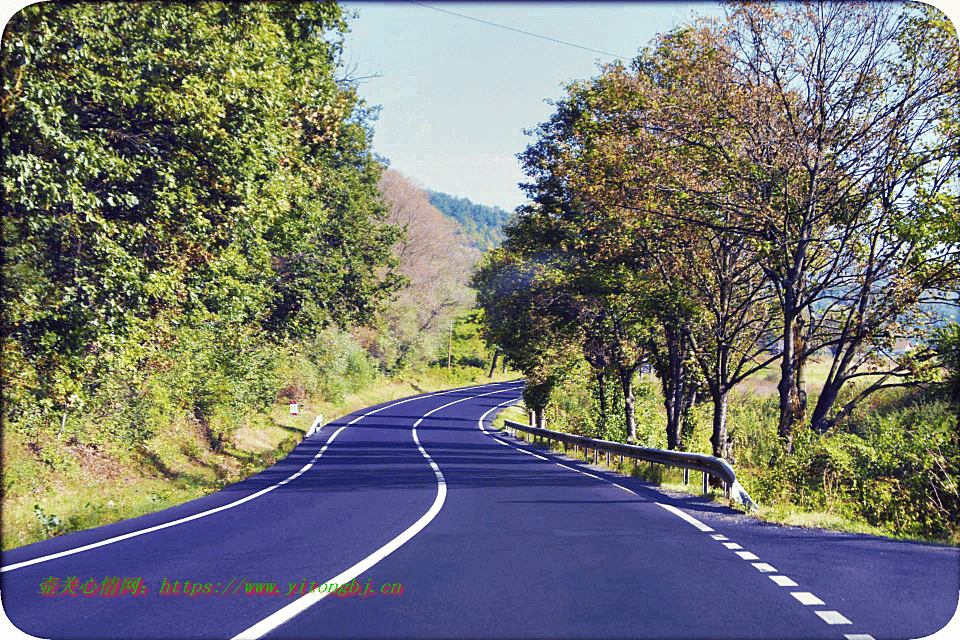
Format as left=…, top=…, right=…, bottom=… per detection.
left=427, top=191, right=513, bottom=251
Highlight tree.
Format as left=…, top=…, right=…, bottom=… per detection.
left=1, top=2, right=401, bottom=429
left=472, top=248, right=578, bottom=428
left=574, top=4, right=959, bottom=449
left=374, top=170, right=477, bottom=371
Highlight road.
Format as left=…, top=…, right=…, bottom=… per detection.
left=2, top=381, right=958, bottom=639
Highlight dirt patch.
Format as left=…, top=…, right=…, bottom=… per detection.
left=67, top=441, right=134, bottom=487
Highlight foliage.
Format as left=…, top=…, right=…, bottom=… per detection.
left=2, top=2, right=401, bottom=440
left=374, top=170, right=478, bottom=373
left=476, top=1, right=958, bottom=462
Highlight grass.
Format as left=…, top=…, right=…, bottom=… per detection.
left=738, top=356, right=891, bottom=398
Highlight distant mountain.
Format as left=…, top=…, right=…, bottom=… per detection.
left=426, top=190, right=513, bottom=251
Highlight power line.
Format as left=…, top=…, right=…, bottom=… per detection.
left=402, top=1, right=630, bottom=60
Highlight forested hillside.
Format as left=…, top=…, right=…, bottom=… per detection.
left=427, top=190, right=512, bottom=251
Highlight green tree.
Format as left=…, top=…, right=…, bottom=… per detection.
left=1, top=2, right=400, bottom=432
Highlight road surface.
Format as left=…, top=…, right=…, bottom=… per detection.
left=2, top=381, right=957, bottom=639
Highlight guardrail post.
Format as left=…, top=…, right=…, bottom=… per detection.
left=683, top=469, right=689, bottom=485
left=594, top=448, right=598, bottom=464
left=605, top=451, right=610, bottom=466
left=702, top=471, right=708, bottom=495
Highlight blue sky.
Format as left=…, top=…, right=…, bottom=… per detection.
left=338, top=0, right=960, bottom=213
left=338, top=2, right=722, bottom=211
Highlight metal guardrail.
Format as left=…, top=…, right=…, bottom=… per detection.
left=502, top=419, right=757, bottom=511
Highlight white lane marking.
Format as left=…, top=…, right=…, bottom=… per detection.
left=792, top=592, right=826, bottom=606
left=1, top=383, right=519, bottom=574
left=231, top=387, right=521, bottom=640
left=481, top=421, right=719, bottom=533
left=655, top=503, right=714, bottom=532
left=477, top=397, right=873, bottom=638
left=816, top=611, right=852, bottom=625
left=845, top=635, right=876, bottom=640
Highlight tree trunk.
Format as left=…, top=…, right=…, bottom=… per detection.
left=535, top=407, right=545, bottom=430
left=488, top=349, right=499, bottom=378
left=710, top=389, right=731, bottom=461
left=663, top=325, right=685, bottom=451
left=777, top=310, right=799, bottom=453
left=619, top=366, right=637, bottom=444
left=596, top=370, right=608, bottom=437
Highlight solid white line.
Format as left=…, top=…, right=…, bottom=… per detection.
left=231, top=386, right=520, bottom=640
left=1, top=383, right=517, bottom=574
left=481, top=421, right=720, bottom=534
left=656, top=503, right=714, bottom=532
left=791, top=592, right=825, bottom=606
left=816, top=611, right=852, bottom=625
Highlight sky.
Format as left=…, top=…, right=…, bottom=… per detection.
left=338, top=0, right=959, bottom=213
left=338, top=2, right=723, bottom=212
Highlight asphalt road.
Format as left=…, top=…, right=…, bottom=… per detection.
left=2, top=381, right=957, bottom=639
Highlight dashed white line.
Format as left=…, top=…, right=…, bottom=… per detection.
left=656, top=503, right=714, bottom=532
left=816, top=611, right=853, bottom=625
left=791, top=592, right=826, bottom=605
left=481, top=409, right=873, bottom=639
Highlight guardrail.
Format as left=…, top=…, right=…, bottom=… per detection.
left=502, top=419, right=757, bottom=511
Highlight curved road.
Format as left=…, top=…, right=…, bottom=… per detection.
left=2, top=381, right=957, bottom=639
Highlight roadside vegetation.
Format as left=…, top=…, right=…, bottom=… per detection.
left=1, top=3, right=508, bottom=550
left=473, top=3, right=959, bottom=544
left=497, top=357, right=958, bottom=545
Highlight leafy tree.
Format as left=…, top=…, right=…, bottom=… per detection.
left=1, top=2, right=400, bottom=431
left=472, top=248, right=578, bottom=428
left=375, top=169, right=478, bottom=371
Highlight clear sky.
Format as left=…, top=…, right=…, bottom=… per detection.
left=338, top=2, right=722, bottom=212
left=338, top=0, right=960, bottom=213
